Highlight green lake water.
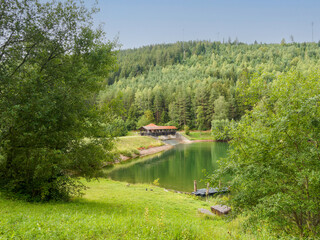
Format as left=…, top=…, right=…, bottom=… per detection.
left=107, top=142, right=229, bottom=192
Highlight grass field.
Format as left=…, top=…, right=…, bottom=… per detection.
left=114, top=135, right=164, bottom=157
left=0, top=179, right=269, bottom=240
left=180, top=131, right=214, bottom=141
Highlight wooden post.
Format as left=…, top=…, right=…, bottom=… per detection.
left=219, top=179, right=221, bottom=189
left=206, top=182, right=210, bottom=196
left=194, top=180, right=197, bottom=192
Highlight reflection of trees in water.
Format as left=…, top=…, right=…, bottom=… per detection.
left=108, top=143, right=228, bottom=192
left=211, top=143, right=228, bottom=165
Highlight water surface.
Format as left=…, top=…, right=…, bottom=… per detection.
left=108, top=142, right=228, bottom=192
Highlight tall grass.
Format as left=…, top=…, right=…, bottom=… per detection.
left=0, top=179, right=274, bottom=239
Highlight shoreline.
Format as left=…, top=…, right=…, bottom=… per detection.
left=112, top=144, right=174, bottom=165
left=191, top=139, right=228, bottom=143
left=110, top=138, right=227, bottom=166
left=191, top=139, right=214, bottom=142
left=139, top=144, right=174, bottom=157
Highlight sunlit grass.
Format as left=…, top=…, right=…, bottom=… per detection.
left=0, top=179, right=276, bottom=239
left=114, top=136, right=164, bottom=157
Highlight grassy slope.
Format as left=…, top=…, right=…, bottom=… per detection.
left=180, top=131, right=214, bottom=141
left=114, top=135, right=164, bottom=157
left=0, top=179, right=252, bottom=240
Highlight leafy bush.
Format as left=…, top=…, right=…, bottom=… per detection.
left=152, top=178, right=160, bottom=186
left=125, top=119, right=137, bottom=131
left=211, top=119, right=233, bottom=141
left=132, top=149, right=140, bottom=155
left=110, top=118, right=128, bottom=136
left=119, top=150, right=133, bottom=158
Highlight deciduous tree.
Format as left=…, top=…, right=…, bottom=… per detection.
left=0, top=0, right=117, bottom=200
left=211, top=71, right=320, bottom=237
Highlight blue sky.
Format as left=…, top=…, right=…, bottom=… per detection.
left=85, top=0, right=320, bottom=49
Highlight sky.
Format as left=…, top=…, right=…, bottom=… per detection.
left=84, top=0, right=320, bottom=49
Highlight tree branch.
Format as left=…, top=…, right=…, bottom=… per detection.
left=10, top=42, right=37, bottom=77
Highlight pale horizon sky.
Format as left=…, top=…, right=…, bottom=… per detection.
left=84, top=0, right=320, bottom=49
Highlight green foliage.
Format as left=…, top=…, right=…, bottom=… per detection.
left=109, top=117, right=128, bottom=137
left=211, top=119, right=233, bottom=141
left=184, top=125, right=190, bottom=135
left=152, top=178, right=160, bottom=186
left=132, top=149, right=140, bottom=155
left=100, top=93, right=128, bottom=136
left=144, top=110, right=155, bottom=122
left=0, top=0, right=117, bottom=200
left=235, top=73, right=270, bottom=114
left=119, top=150, right=133, bottom=158
left=103, top=41, right=320, bottom=130
left=136, top=110, right=155, bottom=129
left=196, top=106, right=206, bottom=131
left=125, top=119, right=137, bottom=131
left=212, top=96, right=230, bottom=120
left=213, top=71, right=320, bottom=238
left=180, top=131, right=213, bottom=141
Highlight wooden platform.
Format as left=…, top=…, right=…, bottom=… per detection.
left=191, top=187, right=229, bottom=197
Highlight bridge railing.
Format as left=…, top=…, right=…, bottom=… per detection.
left=140, top=131, right=176, bottom=136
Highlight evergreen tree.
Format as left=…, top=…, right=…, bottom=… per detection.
left=196, top=106, right=205, bottom=131
left=212, top=96, right=230, bottom=120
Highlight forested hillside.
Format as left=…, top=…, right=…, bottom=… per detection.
left=101, top=41, right=320, bottom=131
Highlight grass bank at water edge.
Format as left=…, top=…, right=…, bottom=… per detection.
left=180, top=131, right=214, bottom=141
left=114, top=135, right=164, bottom=158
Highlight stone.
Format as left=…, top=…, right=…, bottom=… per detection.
left=198, top=208, right=215, bottom=217
left=210, top=205, right=231, bottom=215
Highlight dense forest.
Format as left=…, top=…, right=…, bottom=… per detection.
left=101, top=41, right=320, bottom=132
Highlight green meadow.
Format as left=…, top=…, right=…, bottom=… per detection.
left=0, top=179, right=268, bottom=240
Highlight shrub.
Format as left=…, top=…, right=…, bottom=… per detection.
left=211, top=119, right=234, bottom=141
left=119, top=150, right=132, bottom=158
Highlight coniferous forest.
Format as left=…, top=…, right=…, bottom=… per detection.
left=101, top=41, right=320, bottom=133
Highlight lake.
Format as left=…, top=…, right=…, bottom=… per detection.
left=107, top=142, right=229, bottom=192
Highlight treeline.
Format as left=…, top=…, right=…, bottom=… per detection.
left=101, top=41, right=320, bottom=131
left=107, top=41, right=206, bottom=84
